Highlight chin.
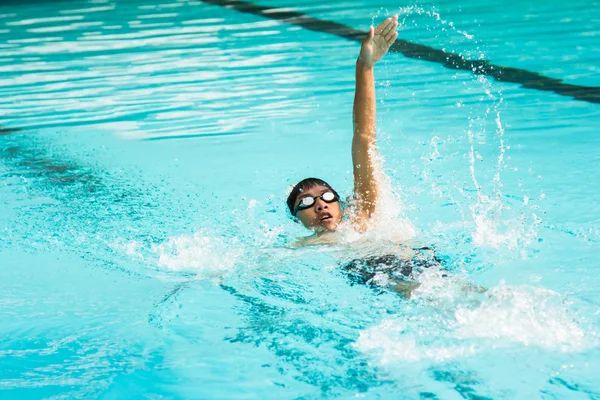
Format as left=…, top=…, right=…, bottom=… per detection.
left=320, top=221, right=339, bottom=232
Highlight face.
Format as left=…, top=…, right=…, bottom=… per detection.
left=293, top=185, right=342, bottom=232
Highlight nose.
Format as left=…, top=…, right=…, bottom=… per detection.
left=315, top=198, right=328, bottom=211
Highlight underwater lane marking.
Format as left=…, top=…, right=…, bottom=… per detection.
left=201, top=0, right=600, bottom=105
left=0, top=127, right=20, bottom=135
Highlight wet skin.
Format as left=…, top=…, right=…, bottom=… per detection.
left=293, top=185, right=343, bottom=232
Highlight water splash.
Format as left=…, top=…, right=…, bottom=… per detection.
left=381, top=5, right=541, bottom=254
left=464, top=79, right=541, bottom=252
left=151, top=231, right=242, bottom=274
left=355, top=280, right=596, bottom=366
left=454, top=282, right=587, bottom=351
left=396, top=6, right=475, bottom=41
left=355, top=319, right=477, bottom=364
left=366, top=151, right=418, bottom=242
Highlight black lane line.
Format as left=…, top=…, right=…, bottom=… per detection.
left=202, top=0, right=600, bottom=105
left=0, top=127, right=20, bottom=136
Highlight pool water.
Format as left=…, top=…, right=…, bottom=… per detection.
left=1, top=0, right=600, bottom=398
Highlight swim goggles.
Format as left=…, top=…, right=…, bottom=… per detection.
left=293, top=191, right=338, bottom=216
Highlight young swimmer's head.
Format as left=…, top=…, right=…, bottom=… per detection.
left=287, top=178, right=342, bottom=232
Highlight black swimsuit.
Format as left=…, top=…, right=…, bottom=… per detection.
left=342, top=247, right=445, bottom=287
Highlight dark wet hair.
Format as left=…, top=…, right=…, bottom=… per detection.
left=286, top=177, right=340, bottom=215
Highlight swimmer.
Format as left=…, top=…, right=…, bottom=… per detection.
left=284, top=15, right=426, bottom=295
left=284, top=16, right=485, bottom=298
left=286, top=15, right=399, bottom=243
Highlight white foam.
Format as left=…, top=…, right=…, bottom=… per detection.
left=470, top=195, right=538, bottom=251
left=356, top=320, right=477, bottom=364
left=359, top=151, right=418, bottom=243
left=355, top=281, right=594, bottom=365
left=151, top=231, right=242, bottom=275
left=412, top=267, right=471, bottom=303
left=454, top=282, right=586, bottom=351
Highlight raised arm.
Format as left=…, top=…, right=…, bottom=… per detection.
left=352, top=15, right=398, bottom=226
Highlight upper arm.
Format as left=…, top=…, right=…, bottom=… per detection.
left=351, top=65, right=378, bottom=225
left=352, top=132, right=378, bottom=221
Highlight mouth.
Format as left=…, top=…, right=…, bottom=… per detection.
left=320, top=213, right=333, bottom=222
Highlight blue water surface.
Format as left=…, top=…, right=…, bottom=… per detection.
left=1, top=0, right=600, bottom=398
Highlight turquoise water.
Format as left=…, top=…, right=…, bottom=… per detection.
left=1, top=0, right=600, bottom=398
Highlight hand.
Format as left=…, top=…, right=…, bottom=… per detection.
left=358, top=15, right=398, bottom=68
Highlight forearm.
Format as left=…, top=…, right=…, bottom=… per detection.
left=353, top=60, right=376, bottom=141
left=352, top=60, right=377, bottom=213
left=391, top=281, right=420, bottom=299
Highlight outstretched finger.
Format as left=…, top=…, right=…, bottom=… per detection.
left=384, top=20, right=398, bottom=37
left=386, top=31, right=398, bottom=45
left=383, top=20, right=398, bottom=39
left=379, top=16, right=398, bottom=37
left=380, top=23, right=394, bottom=38
left=374, top=17, right=393, bottom=35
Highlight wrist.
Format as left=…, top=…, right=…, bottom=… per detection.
left=356, top=57, right=374, bottom=71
